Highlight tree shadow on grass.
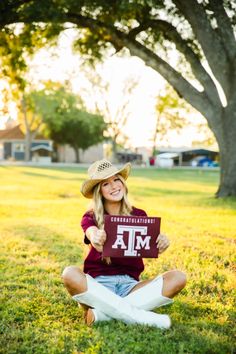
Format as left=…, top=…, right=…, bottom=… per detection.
left=11, top=224, right=85, bottom=267
left=1, top=223, right=85, bottom=325
left=20, top=165, right=87, bottom=173
left=131, top=185, right=236, bottom=210
left=2, top=239, right=234, bottom=354
left=131, top=185, right=209, bottom=198
left=132, top=167, right=220, bottom=184
left=79, top=301, right=234, bottom=354
left=22, top=170, right=85, bottom=181
left=38, top=166, right=87, bottom=173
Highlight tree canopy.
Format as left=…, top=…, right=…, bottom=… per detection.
left=19, top=85, right=106, bottom=162
left=1, top=0, right=236, bottom=196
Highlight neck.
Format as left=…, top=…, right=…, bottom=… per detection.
left=104, top=201, right=121, bottom=215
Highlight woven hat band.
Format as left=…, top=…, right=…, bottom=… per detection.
left=89, top=160, right=113, bottom=179
left=80, top=159, right=131, bottom=198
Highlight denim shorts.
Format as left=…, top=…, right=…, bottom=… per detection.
left=94, top=275, right=139, bottom=297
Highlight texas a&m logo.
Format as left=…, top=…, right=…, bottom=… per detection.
left=103, top=215, right=161, bottom=258
left=112, top=225, right=151, bottom=256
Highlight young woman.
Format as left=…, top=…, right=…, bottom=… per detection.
left=62, top=159, right=186, bottom=329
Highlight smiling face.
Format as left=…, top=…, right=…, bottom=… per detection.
left=100, top=175, right=125, bottom=203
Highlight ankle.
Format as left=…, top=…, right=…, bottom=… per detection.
left=85, top=308, right=95, bottom=326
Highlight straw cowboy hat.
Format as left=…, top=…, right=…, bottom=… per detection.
left=81, top=159, right=131, bottom=198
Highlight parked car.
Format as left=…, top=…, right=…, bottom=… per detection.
left=191, top=156, right=218, bottom=167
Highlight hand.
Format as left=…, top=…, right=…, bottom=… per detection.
left=90, top=229, right=106, bottom=253
left=156, top=233, right=170, bottom=254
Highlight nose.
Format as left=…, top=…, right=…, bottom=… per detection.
left=110, top=181, right=116, bottom=189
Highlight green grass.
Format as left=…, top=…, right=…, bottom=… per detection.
left=0, top=166, right=235, bottom=354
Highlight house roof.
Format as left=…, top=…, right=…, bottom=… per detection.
left=158, top=147, right=218, bottom=153
left=157, top=152, right=179, bottom=159
left=31, top=145, right=53, bottom=151
left=0, top=125, right=48, bottom=141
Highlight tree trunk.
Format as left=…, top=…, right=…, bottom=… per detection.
left=73, top=147, right=80, bottom=163
left=24, top=132, right=32, bottom=162
left=52, top=142, right=59, bottom=162
left=216, top=130, right=236, bottom=197
left=152, top=112, right=161, bottom=156
left=111, top=139, right=118, bottom=163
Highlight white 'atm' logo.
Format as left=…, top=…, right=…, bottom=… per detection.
left=111, top=225, right=151, bottom=256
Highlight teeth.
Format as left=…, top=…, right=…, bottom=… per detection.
left=111, top=190, right=120, bottom=195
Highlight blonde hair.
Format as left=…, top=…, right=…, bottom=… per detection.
left=92, top=174, right=132, bottom=228
left=87, top=174, right=132, bottom=264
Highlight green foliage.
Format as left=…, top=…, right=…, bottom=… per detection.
left=0, top=166, right=235, bottom=353
left=22, top=85, right=106, bottom=157
left=49, top=109, right=106, bottom=151
left=0, top=27, right=27, bottom=91
left=0, top=23, right=63, bottom=89
left=27, top=84, right=81, bottom=129
left=38, top=86, right=106, bottom=156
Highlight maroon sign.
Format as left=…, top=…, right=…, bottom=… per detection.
left=103, top=215, right=161, bottom=258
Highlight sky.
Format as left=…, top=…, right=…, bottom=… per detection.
left=0, top=29, right=211, bottom=149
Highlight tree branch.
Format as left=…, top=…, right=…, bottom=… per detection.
left=208, top=0, right=236, bottom=61
left=64, top=12, right=221, bottom=125
left=21, top=95, right=29, bottom=131
left=123, top=37, right=220, bottom=124
left=31, top=121, right=42, bottom=140
left=0, top=0, right=32, bottom=14
left=172, top=0, right=230, bottom=96
left=30, top=112, right=36, bottom=129
left=66, top=12, right=125, bottom=51
left=129, top=19, right=221, bottom=107
left=0, top=0, right=33, bottom=27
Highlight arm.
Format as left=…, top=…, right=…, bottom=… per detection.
left=85, top=226, right=107, bottom=253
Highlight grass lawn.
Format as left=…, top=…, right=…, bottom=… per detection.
left=0, top=166, right=235, bottom=354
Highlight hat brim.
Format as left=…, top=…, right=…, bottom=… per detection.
left=81, top=162, right=131, bottom=198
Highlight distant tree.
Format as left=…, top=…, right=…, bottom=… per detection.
left=16, top=82, right=65, bottom=161
left=192, top=121, right=217, bottom=148
left=20, top=94, right=42, bottom=161
left=48, top=109, right=106, bottom=163
left=18, top=84, right=106, bottom=162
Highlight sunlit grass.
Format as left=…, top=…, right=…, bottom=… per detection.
left=0, top=166, right=235, bottom=354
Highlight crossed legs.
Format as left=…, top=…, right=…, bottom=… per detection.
left=62, top=267, right=186, bottom=325
left=62, top=266, right=186, bottom=298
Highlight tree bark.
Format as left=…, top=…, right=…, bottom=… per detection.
left=217, top=145, right=236, bottom=197
left=152, top=111, right=161, bottom=156
left=24, top=132, right=32, bottom=162
left=216, top=109, right=236, bottom=197
left=111, top=139, right=118, bottom=163
left=73, top=147, right=80, bottom=163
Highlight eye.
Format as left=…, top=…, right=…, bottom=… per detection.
left=102, top=182, right=108, bottom=187
left=114, top=178, right=120, bottom=182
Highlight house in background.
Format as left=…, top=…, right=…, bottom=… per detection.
left=0, top=125, right=53, bottom=163
left=0, top=124, right=104, bottom=164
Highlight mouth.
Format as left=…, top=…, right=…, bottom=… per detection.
left=110, top=190, right=121, bottom=196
